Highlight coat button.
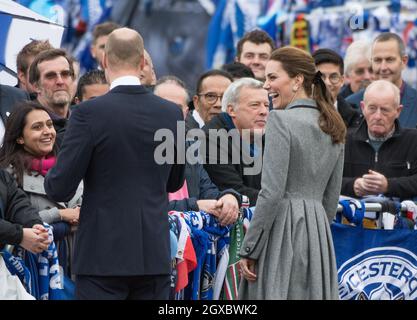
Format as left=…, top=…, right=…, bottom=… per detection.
left=245, top=247, right=250, bottom=252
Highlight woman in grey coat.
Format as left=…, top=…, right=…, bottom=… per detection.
left=239, top=47, right=346, bottom=300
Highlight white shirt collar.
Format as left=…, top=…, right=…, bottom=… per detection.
left=110, top=76, right=141, bottom=90
left=334, top=100, right=338, bottom=111
left=192, top=110, right=205, bottom=128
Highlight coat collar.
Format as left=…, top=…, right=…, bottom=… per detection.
left=109, top=85, right=150, bottom=95
left=286, top=98, right=317, bottom=110
left=352, top=118, right=402, bottom=142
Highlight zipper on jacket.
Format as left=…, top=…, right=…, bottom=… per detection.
left=407, top=161, right=411, bottom=170
left=374, top=152, right=378, bottom=163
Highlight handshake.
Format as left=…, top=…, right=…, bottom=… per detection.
left=197, top=194, right=240, bottom=226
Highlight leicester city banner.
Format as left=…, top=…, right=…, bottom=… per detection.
left=331, top=223, right=417, bottom=300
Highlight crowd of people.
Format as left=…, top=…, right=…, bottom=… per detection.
left=1, top=19, right=417, bottom=300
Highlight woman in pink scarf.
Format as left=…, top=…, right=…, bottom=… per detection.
left=0, top=102, right=82, bottom=226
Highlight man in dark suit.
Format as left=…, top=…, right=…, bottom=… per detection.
left=44, top=27, right=185, bottom=300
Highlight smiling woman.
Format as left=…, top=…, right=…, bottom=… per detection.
left=0, top=101, right=82, bottom=228
left=239, top=46, right=346, bottom=300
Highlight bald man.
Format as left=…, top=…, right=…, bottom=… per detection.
left=342, top=79, right=417, bottom=200
left=45, top=28, right=185, bottom=300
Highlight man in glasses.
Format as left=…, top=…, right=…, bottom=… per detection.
left=313, top=48, right=362, bottom=130
left=186, top=70, right=233, bottom=132
left=29, top=49, right=75, bottom=147
left=340, top=40, right=373, bottom=99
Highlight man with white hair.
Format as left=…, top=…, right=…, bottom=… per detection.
left=342, top=80, right=417, bottom=200
left=340, top=40, right=373, bottom=99
left=154, top=75, right=241, bottom=226
left=202, top=77, right=269, bottom=206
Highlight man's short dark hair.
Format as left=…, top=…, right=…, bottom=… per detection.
left=76, top=69, right=107, bottom=101
left=312, top=48, right=344, bottom=75
left=29, top=48, right=74, bottom=85
left=373, top=32, right=406, bottom=57
left=222, top=62, right=255, bottom=79
left=236, top=29, right=275, bottom=59
left=92, top=21, right=120, bottom=44
left=195, top=69, right=233, bottom=94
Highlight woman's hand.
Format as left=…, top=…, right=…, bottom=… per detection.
left=239, top=258, right=257, bottom=281
left=20, top=227, right=50, bottom=254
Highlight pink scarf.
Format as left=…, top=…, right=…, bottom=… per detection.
left=168, top=180, right=189, bottom=201
left=30, top=155, right=57, bottom=176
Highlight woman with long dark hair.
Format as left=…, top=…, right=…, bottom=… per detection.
left=239, top=46, right=346, bottom=299
left=0, top=101, right=82, bottom=226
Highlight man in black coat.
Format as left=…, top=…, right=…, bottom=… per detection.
left=44, top=28, right=185, bottom=300
left=154, top=75, right=241, bottom=226
left=342, top=80, right=417, bottom=200
left=202, top=78, right=269, bottom=207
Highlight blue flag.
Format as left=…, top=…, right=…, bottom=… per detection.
left=331, top=222, right=417, bottom=300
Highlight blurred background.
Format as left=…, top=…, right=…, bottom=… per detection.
left=2, top=0, right=417, bottom=91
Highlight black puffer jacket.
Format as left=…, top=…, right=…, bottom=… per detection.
left=342, top=120, right=417, bottom=199
left=0, top=169, right=42, bottom=248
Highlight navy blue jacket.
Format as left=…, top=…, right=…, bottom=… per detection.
left=44, top=85, right=185, bottom=276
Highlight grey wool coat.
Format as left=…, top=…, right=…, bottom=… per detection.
left=22, top=172, right=83, bottom=224
left=239, top=99, right=344, bottom=300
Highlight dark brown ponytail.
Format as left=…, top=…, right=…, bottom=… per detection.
left=312, top=71, right=346, bottom=144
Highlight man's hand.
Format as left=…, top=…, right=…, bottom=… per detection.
left=353, top=177, right=367, bottom=197
left=362, top=170, right=388, bottom=194
left=216, top=194, right=239, bottom=226
left=196, top=199, right=222, bottom=216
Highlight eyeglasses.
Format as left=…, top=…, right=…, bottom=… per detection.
left=198, top=92, right=223, bottom=104
left=43, top=70, right=74, bottom=81
left=321, top=73, right=342, bottom=85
